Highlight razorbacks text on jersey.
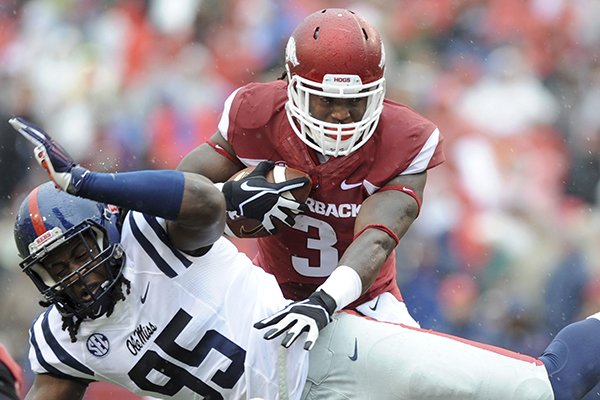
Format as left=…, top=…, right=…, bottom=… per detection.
left=28, top=211, right=309, bottom=400
left=217, top=80, right=444, bottom=305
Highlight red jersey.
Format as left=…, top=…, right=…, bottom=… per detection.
left=219, top=80, right=444, bottom=306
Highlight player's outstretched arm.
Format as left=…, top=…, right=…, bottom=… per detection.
left=257, top=172, right=427, bottom=345
left=9, top=117, right=226, bottom=251
left=341, top=172, right=426, bottom=292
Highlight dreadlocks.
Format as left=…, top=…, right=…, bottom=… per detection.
left=39, top=275, right=132, bottom=343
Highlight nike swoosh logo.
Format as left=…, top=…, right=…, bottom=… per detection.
left=240, top=224, right=266, bottom=236
left=348, top=338, right=358, bottom=361
left=340, top=180, right=362, bottom=190
left=240, top=180, right=305, bottom=193
left=369, top=296, right=380, bottom=311
left=140, top=282, right=150, bottom=304
left=240, top=181, right=270, bottom=192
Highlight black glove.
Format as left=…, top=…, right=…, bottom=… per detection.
left=9, top=117, right=88, bottom=194
left=254, top=290, right=337, bottom=351
left=222, top=161, right=310, bottom=233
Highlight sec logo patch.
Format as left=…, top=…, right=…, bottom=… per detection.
left=87, top=333, right=110, bottom=357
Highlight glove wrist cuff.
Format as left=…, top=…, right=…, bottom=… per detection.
left=67, top=166, right=89, bottom=194
left=310, top=290, right=337, bottom=316
left=317, top=265, right=362, bottom=312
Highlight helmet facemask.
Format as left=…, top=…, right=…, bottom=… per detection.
left=286, top=68, right=385, bottom=157
left=20, top=219, right=125, bottom=321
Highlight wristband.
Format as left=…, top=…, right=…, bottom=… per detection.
left=316, top=265, right=362, bottom=311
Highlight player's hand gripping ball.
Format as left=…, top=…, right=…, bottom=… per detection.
left=223, top=162, right=312, bottom=238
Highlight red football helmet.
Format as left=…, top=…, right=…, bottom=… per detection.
left=285, top=8, right=386, bottom=157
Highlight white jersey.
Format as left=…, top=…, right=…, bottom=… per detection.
left=28, top=211, right=309, bottom=400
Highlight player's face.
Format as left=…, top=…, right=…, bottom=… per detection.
left=308, top=95, right=368, bottom=125
left=41, top=231, right=107, bottom=303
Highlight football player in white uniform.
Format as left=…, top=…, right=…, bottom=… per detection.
left=11, top=117, right=600, bottom=399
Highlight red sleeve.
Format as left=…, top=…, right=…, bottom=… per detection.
left=218, top=81, right=289, bottom=164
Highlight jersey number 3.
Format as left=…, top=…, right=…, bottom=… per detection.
left=128, top=309, right=246, bottom=398
left=291, top=215, right=339, bottom=277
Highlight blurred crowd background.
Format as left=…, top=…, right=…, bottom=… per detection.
left=1, top=0, right=600, bottom=397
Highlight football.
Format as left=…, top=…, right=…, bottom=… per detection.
left=225, top=164, right=312, bottom=238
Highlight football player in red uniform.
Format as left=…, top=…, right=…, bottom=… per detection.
left=178, top=8, right=444, bottom=349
